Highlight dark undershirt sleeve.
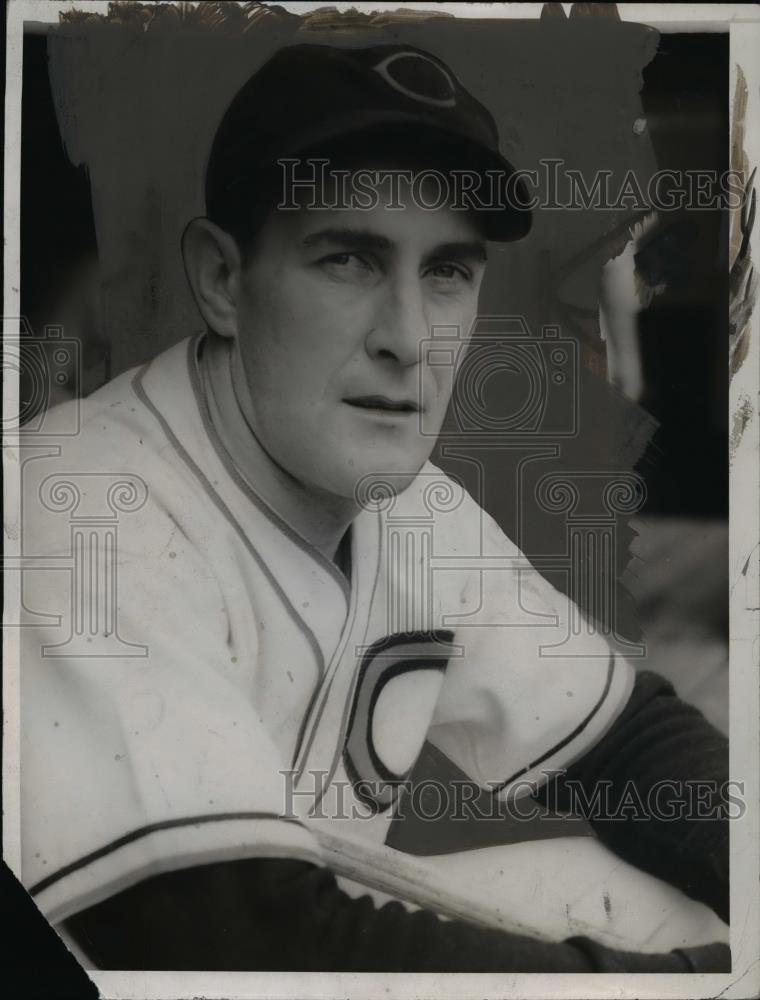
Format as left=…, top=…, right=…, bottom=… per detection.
left=535, top=669, right=729, bottom=922
left=63, top=856, right=728, bottom=972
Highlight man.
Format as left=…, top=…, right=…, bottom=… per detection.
left=20, top=43, right=729, bottom=971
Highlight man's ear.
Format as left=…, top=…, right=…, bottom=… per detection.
left=181, top=218, right=243, bottom=339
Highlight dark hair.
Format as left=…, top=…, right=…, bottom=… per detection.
left=206, top=123, right=495, bottom=261
left=206, top=162, right=284, bottom=261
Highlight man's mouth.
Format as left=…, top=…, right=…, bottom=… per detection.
left=345, top=395, right=420, bottom=414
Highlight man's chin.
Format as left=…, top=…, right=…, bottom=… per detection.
left=305, top=444, right=433, bottom=507
left=348, top=463, right=430, bottom=510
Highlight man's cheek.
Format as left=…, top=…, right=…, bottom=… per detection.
left=429, top=357, right=459, bottom=410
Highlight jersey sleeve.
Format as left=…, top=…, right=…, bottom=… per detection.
left=19, top=449, right=323, bottom=925
left=539, top=669, right=730, bottom=922
left=426, top=497, right=635, bottom=798
left=62, top=856, right=730, bottom=972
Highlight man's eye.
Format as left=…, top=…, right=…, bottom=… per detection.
left=427, top=262, right=471, bottom=282
left=321, top=252, right=373, bottom=273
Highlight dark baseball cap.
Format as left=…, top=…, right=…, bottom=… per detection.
left=205, top=43, right=532, bottom=242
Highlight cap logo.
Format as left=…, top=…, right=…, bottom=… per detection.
left=373, top=51, right=457, bottom=109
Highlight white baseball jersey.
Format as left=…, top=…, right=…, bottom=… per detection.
left=18, top=333, right=726, bottom=951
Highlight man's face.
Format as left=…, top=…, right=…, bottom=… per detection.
left=233, top=176, right=487, bottom=501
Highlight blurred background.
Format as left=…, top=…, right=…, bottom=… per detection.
left=19, top=8, right=728, bottom=733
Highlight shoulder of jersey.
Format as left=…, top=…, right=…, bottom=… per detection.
left=407, top=460, right=569, bottom=619
left=20, top=338, right=196, bottom=558
left=33, top=338, right=193, bottom=469
left=404, top=459, right=522, bottom=556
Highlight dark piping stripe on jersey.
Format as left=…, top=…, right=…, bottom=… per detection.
left=290, top=519, right=368, bottom=772
left=291, top=665, right=334, bottom=769
left=189, top=334, right=351, bottom=603
left=490, top=653, right=616, bottom=794
left=131, top=362, right=327, bottom=685
left=321, top=509, right=386, bottom=779
left=291, top=580, right=363, bottom=781
left=293, top=512, right=384, bottom=793
left=29, top=812, right=306, bottom=897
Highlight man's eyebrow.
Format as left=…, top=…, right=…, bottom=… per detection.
left=300, top=230, right=488, bottom=263
left=301, top=228, right=394, bottom=253
left=425, top=240, right=488, bottom=264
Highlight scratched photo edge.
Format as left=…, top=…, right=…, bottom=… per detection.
left=2, top=3, right=758, bottom=999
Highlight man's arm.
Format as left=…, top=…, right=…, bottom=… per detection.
left=62, top=671, right=731, bottom=973
left=63, top=855, right=728, bottom=972
left=536, top=670, right=729, bottom=922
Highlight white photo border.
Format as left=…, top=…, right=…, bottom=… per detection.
left=3, top=2, right=759, bottom=998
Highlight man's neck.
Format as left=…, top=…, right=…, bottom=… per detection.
left=200, top=333, right=358, bottom=563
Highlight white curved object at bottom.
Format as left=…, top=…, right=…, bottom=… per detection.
left=325, top=831, right=728, bottom=953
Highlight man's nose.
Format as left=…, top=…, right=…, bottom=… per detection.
left=365, top=276, right=428, bottom=368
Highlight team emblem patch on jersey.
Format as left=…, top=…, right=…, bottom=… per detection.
left=344, top=630, right=455, bottom=813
